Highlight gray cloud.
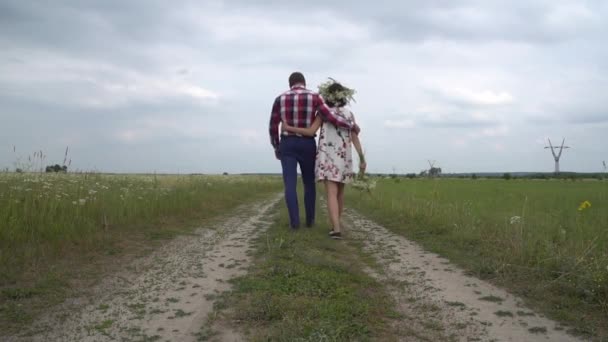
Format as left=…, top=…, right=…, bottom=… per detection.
left=1, top=1, right=607, bottom=173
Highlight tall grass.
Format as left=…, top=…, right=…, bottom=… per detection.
left=0, top=172, right=282, bottom=285
left=346, top=178, right=608, bottom=338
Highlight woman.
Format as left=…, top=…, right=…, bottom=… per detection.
left=282, top=80, right=366, bottom=239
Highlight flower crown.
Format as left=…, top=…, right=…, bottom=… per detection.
left=317, top=78, right=356, bottom=106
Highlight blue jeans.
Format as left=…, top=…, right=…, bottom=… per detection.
left=279, top=136, right=317, bottom=229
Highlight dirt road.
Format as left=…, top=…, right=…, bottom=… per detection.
left=345, top=208, right=582, bottom=342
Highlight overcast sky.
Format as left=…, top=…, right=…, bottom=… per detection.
left=1, top=0, right=607, bottom=174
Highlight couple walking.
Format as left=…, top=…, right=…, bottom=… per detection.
left=268, top=72, right=366, bottom=239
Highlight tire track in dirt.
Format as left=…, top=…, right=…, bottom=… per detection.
left=345, top=208, right=583, bottom=342
left=8, top=194, right=282, bottom=342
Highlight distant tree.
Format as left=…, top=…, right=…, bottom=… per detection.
left=45, top=164, right=68, bottom=173
left=222, top=172, right=229, bottom=176
left=471, top=173, right=478, bottom=180
left=503, top=173, right=512, bottom=180
left=405, top=173, right=417, bottom=179
left=15, top=168, right=23, bottom=173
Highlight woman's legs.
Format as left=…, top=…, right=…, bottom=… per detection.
left=324, top=180, right=341, bottom=232
left=337, top=183, right=345, bottom=219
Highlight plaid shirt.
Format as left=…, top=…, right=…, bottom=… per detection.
left=269, top=84, right=354, bottom=150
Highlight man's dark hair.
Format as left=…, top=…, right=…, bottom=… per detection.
left=289, top=72, right=306, bottom=87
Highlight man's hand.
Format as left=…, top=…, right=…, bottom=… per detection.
left=275, top=149, right=281, bottom=160
left=352, top=123, right=361, bottom=135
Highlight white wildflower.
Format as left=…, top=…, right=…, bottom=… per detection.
left=509, top=216, right=521, bottom=225
left=78, top=198, right=86, bottom=205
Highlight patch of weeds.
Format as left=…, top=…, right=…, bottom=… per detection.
left=422, top=320, right=444, bottom=331
left=97, top=304, right=110, bottom=311
left=516, top=310, right=535, bottom=317
left=453, top=322, right=468, bottom=330
left=146, top=229, right=182, bottom=240
left=126, top=326, right=142, bottom=334
left=196, top=324, right=217, bottom=341
left=445, top=301, right=466, bottom=308
left=166, top=297, right=179, bottom=304
left=528, top=326, right=548, bottom=334
left=478, top=295, right=503, bottom=303
left=1, top=288, right=42, bottom=300
left=418, top=302, right=441, bottom=313
left=138, top=334, right=162, bottom=341
left=0, top=302, right=33, bottom=325
left=494, top=310, right=514, bottom=317
left=204, top=293, right=217, bottom=301
left=173, top=309, right=193, bottom=318
left=149, top=308, right=167, bottom=315
left=94, top=319, right=115, bottom=333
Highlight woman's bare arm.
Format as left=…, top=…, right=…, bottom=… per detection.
left=350, top=115, right=366, bottom=173
left=282, top=116, right=322, bottom=136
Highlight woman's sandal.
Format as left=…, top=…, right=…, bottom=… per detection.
left=329, top=231, right=343, bottom=240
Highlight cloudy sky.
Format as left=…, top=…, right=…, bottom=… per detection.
left=1, top=0, right=607, bottom=174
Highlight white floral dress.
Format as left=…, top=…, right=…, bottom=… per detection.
left=315, top=107, right=355, bottom=184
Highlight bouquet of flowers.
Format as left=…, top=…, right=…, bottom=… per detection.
left=351, top=153, right=376, bottom=193
left=352, top=171, right=377, bottom=193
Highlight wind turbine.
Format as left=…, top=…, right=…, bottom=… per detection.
left=544, top=138, right=570, bottom=174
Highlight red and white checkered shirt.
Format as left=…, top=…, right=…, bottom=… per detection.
left=269, top=84, right=354, bottom=151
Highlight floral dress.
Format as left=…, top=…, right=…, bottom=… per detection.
left=315, top=106, right=355, bottom=184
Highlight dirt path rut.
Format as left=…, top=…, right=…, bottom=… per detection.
left=11, top=194, right=281, bottom=342
left=345, top=208, right=583, bottom=342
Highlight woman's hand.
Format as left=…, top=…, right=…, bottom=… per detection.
left=281, top=119, right=291, bottom=133
left=359, top=161, right=367, bottom=174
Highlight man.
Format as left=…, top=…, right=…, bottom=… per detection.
left=269, top=72, right=359, bottom=229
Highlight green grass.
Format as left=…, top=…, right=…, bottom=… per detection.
left=209, top=202, right=400, bottom=341
left=0, top=172, right=282, bottom=334
left=346, top=177, right=608, bottom=339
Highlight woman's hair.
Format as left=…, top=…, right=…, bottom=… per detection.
left=325, top=83, right=348, bottom=108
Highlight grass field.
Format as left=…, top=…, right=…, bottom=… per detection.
left=345, top=177, right=608, bottom=338
left=2, top=172, right=607, bottom=339
left=0, top=172, right=282, bottom=332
